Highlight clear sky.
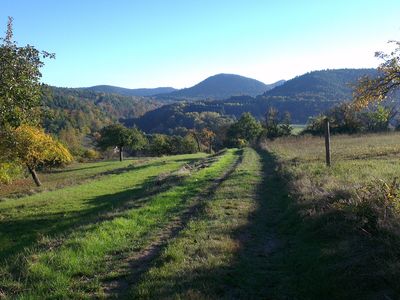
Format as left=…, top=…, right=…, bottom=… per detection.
left=1, top=0, right=400, bottom=88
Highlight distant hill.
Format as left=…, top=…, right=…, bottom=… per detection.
left=263, top=68, right=377, bottom=101
left=156, top=74, right=284, bottom=100
left=42, top=86, right=162, bottom=135
left=84, top=85, right=177, bottom=97
left=125, top=68, right=380, bottom=131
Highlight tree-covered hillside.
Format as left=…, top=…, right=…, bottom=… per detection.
left=85, top=85, right=177, bottom=97
left=42, top=86, right=162, bottom=135
left=264, top=68, right=377, bottom=101
left=156, top=73, right=283, bottom=100
left=127, top=69, right=379, bottom=128
left=123, top=102, right=234, bottom=135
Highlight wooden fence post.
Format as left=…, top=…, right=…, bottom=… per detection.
left=324, top=118, right=331, bottom=167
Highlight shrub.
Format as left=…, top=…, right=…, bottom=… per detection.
left=0, top=162, right=22, bottom=184
left=350, top=179, right=400, bottom=233
left=83, top=149, right=100, bottom=160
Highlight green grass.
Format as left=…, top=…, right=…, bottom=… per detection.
left=0, top=150, right=239, bottom=298
left=269, top=132, right=400, bottom=188
left=2, top=132, right=400, bottom=299
left=0, top=155, right=204, bottom=260
left=264, top=132, right=400, bottom=299
left=291, top=124, right=306, bottom=135
left=131, top=148, right=270, bottom=299
left=0, top=158, right=153, bottom=199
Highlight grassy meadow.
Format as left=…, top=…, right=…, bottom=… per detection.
left=265, top=132, right=400, bottom=299
left=1, top=133, right=400, bottom=299
left=0, top=158, right=151, bottom=199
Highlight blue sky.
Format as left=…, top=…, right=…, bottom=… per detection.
left=1, top=0, right=400, bottom=88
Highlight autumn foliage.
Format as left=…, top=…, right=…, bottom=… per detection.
left=1, top=125, right=73, bottom=186
left=353, top=40, right=400, bottom=109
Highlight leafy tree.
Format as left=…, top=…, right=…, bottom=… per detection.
left=128, top=127, right=148, bottom=156
left=279, top=111, right=293, bottom=136
left=226, top=112, right=263, bottom=147
left=200, top=128, right=216, bottom=153
left=327, top=103, right=362, bottom=134
left=0, top=125, right=73, bottom=186
left=303, top=114, right=327, bottom=135
left=264, top=108, right=293, bottom=139
left=265, top=107, right=280, bottom=139
left=148, top=134, right=170, bottom=156
left=187, top=129, right=202, bottom=152
left=97, top=124, right=146, bottom=161
left=360, top=105, right=393, bottom=132
left=181, top=134, right=199, bottom=154
left=354, top=40, right=400, bottom=109
left=0, top=17, right=54, bottom=128
left=146, top=133, right=198, bottom=156
left=304, top=103, right=395, bottom=135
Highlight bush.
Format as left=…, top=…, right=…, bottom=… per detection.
left=304, top=103, right=394, bottom=135
left=226, top=113, right=263, bottom=147
left=147, top=134, right=198, bottom=156
left=82, top=149, right=100, bottom=161
left=350, top=179, right=400, bottom=233
left=0, top=162, right=23, bottom=184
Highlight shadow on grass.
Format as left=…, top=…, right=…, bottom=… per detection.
left=233, top=150, right=400, bottom=300
left=104, top=150, right=243, bottom=298
left=47, top=163, right=115, bottom=174
left=0, top=158, right=199, bottom=264
left=0, top=161, right=165, bottom=201
left=131, top=149, right=400, bottom=299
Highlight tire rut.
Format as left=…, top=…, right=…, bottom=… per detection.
left=101, top=151, right=243, bottom=299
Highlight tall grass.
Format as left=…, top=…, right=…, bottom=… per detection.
left=264, top=132, right=400, bottom=299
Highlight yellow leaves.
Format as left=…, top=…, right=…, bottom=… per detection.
left=11, top=125, right=73, bottom=168
left=353, top=41, right=400, bottom=110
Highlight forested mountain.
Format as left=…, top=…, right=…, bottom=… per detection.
left=125, top=68, right=381, bottom=129
left=156, top=74, right=284, bottom=100
left=42, top=86, right=162, bottom=135
left=44, top=69, right=382, bottom=137
left=84, top=85, right=177, bottom=97
left=263, top=68, right=377, bottom=101
left=123, top=97, right=333, bottom=131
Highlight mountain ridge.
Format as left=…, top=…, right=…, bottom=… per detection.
left=123, top=68, right=381, bottom=133
left=84, top=85, right=177, bottom=97
left=156, top=73, right=284, bottom=100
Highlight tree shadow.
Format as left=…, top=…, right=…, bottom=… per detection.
left=229, top=150, right=400, bottom=299
left=0, top=159, right=199, bottom=263
left=103, top=150, right=243, bottom=298
left=47, top=163, right=115, bottom=174
left=125, top=149, right=400, bottom=299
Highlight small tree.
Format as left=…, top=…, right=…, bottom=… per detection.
left=129, top=127, right=148, bottom=155
left=264, top=108, right=293, bottom=139
left=0, top=125, right=73, bottom=186
left=265, top=107, right=280, bottom=139
left=226, top=113, right=263, bottom=147
left=279, top=111, right=293, bottom=136
left=187, top=129, right=202, bottom=152
left=149, top=134, right=170, bottom=156
left=200, top=128, right=216, bottom=153
left=360, top=105, right=392, bottom=132
left=97, top=124, right=146, bottom=161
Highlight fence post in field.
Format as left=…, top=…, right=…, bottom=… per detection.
left=324, top=118, right=331, bottom=167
